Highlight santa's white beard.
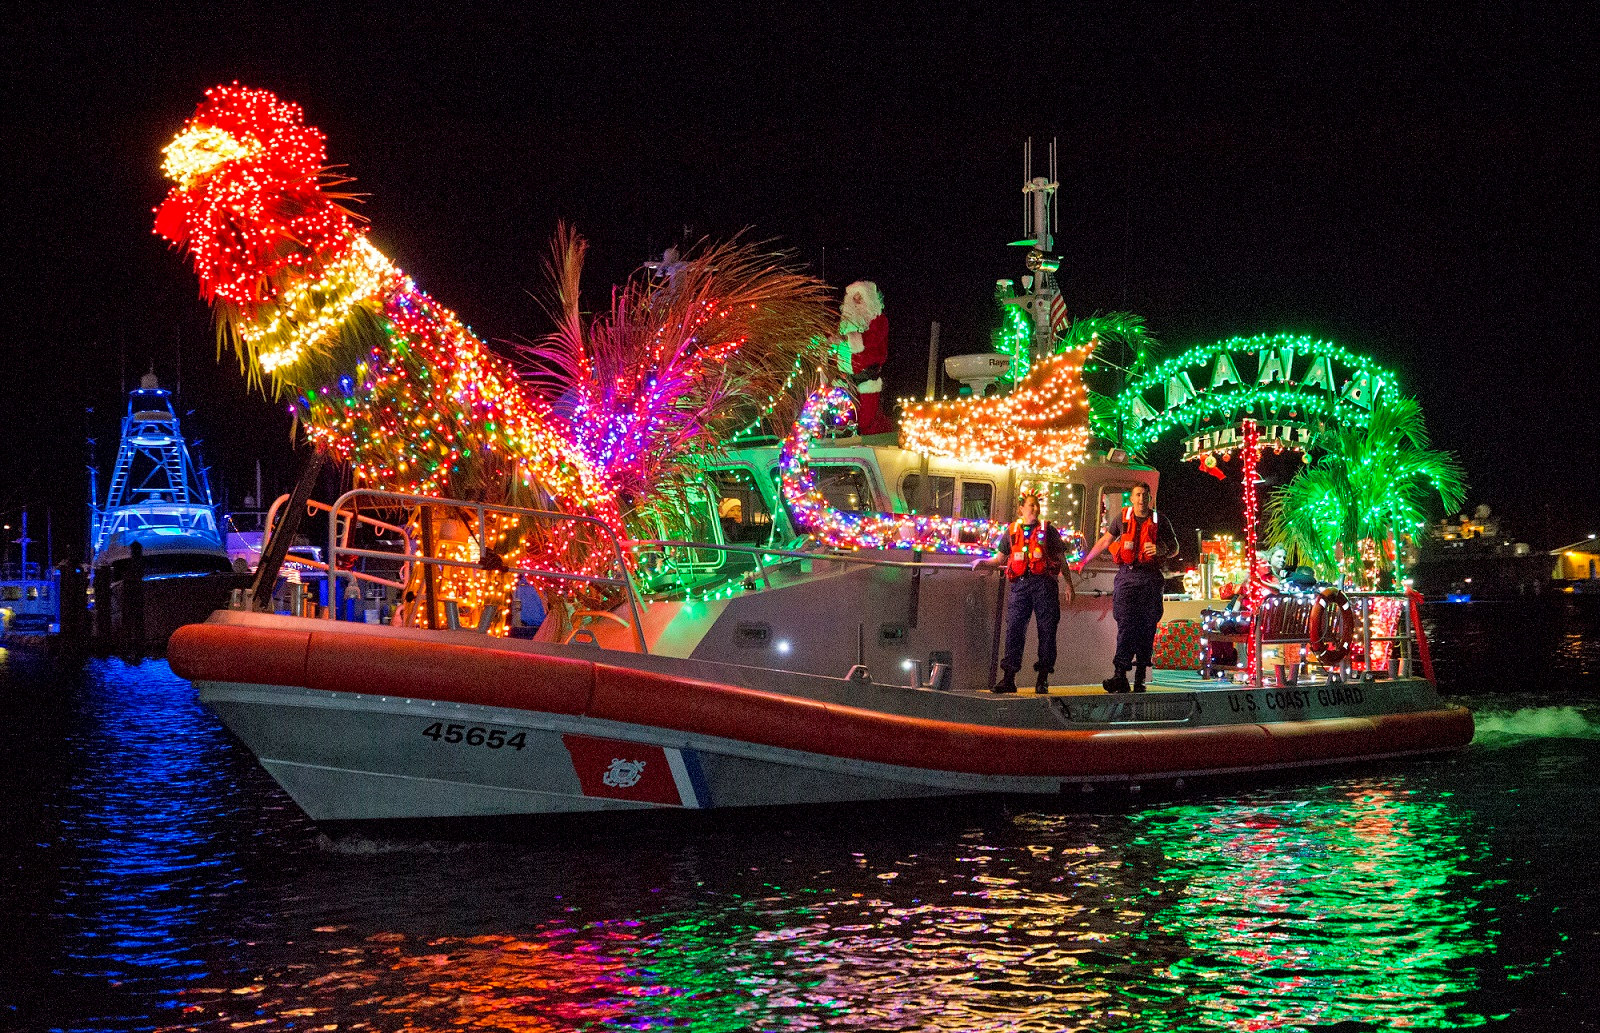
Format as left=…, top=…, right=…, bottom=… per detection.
left=838, top=300, right=882, bottom=335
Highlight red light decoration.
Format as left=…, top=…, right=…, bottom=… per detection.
left=1240, top=418, right=1266, bottom=678
left=154, top=84, right=624, bottom=615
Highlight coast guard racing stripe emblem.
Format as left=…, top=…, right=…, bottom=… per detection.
left=561, top=734, right=703, bottom=807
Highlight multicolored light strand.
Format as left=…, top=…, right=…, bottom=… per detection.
left=522, top=228, right=832, bottom=506
left=780, top=388, right=1086, bottom=561
left=782, top=388, right=1000, bottom=554
left=155, top=84, right=624, bottom=621
left=1241, top=419, right=1264, bottom=679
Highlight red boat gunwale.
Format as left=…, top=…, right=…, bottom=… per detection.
left=170, top=622, right=1473, bottom=779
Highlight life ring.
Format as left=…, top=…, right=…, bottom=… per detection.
left=1307, top=587, right=1354, bottom=666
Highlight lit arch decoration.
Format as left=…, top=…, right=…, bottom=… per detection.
left=1109, top=332, right=1401, bottom=674
left=1110, top=333, right=1398, bottom=459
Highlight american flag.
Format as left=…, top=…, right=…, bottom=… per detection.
left=1049, top=293, right=1070, bottom=340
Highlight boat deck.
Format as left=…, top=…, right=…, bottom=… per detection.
left=983, top=668, right=1299, bottom=697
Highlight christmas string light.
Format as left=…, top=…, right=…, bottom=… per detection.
left=522, top=229, right=833, bottom=505
left=897, top=343, right=1095, bottom=479
left=783, top=388, right=998, bottom=553
left=991, top=283, right=1033, bottom=383
left=1242, top=419, right=1263, bottom=679
left=728, top=353, right=808, bottom=443
left=1110, top=333, right=1398, bottom=455
left=779, top=388, right=1085, bottom=560
left=155, top=84, right=626, bottom=630
left=157, top=84, right=834, bottom=634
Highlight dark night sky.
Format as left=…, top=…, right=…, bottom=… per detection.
left=3, top=5, right=1595, bottom=560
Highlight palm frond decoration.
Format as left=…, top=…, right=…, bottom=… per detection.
left=1066, top=312, right=1157, bottom=443
left=1267, top=395, right=1466, bottom=587
left=519, top=227, right=836, bottom=510
left=1059, top=311, right=1158, bottom=369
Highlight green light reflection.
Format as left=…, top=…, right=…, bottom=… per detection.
left=599, top=785, right=1502, bottom=1031
left=1122, top=786, right=1494, bottom=1030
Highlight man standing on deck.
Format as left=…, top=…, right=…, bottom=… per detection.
left=973, top=491, right=1073, bottom=694
left=1076, top=483, right=1179, bottom=693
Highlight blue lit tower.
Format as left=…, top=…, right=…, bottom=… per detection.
left=92, top=372, right=223, bottom=563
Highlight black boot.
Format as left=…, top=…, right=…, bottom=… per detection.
left=992, top=670, right=1018, bottom=694
left=1034, top=670, right=1051, bottom=695
left=1133, top=666, right=1148, bottom=693
left=1102, top=672, right=1131, bottom=694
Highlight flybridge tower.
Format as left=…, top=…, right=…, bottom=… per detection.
left=1008, top=138, right=1065, bottom=366
left=91, top=372, right=220, bottom=558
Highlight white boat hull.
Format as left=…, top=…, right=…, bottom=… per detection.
left=177, top=613, right=1475, bottom=823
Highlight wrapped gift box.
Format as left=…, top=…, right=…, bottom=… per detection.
left=1153, top=618, right=1203, bottom=670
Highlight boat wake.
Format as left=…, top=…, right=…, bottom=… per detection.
left=1471, top=706, right=1600, bottom=742
left=316, top=833, right=480, bottom=856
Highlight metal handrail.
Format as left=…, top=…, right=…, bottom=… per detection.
left=628, top=538, right=977, bottom=572
left=325, top=489, right=648, bottom=653
left=1245, top=588, right=1416, bottom=686
left=264, top=493, right=415, bottom=585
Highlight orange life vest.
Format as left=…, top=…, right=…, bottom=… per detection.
left=1007, top=521, right=1060, bottom=578
left=1110, top=507, right=1162, bottom=565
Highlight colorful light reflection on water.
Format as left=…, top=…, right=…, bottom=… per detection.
left=2, top=598, right=1597, bottom=1031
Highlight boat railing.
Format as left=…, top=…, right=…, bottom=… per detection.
left=316, top=489, right=984, bottom=652
left=259, top=494, right=415, bottom=591
left=627, top=537, right=975, bottom=592
left=324, top=489, right=647, bottom=653
left=1240, top=589, right=1429, bottom=685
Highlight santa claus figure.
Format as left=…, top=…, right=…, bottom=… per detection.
left=837, top=280, right=891, bottom=435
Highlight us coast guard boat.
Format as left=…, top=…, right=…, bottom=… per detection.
left=166, top=141, right=1469, bottom=823
left=169, top=476, right=1471, bottom=823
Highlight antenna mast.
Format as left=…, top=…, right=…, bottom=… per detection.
left=1019, top=138, right=1062, bottom=365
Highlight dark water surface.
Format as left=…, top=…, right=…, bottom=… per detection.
left=3, top=599, right=1598, bottom=1032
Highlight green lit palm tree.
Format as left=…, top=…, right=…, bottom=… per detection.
left=1267, top=395, right=1465, bottom=588
left=1066, top=312, right=1158, bottom=441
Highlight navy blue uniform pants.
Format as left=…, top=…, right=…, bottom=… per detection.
left=1002, top=574, right=1060, bottom=674
left=1113, top=572, right=1164, bottom=675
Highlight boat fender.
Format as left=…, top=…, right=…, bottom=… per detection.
left=1307, top=587, right=1354, bottom=667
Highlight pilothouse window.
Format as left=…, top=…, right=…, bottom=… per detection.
left=902, top=473, right=956, bottom=517
left=960, top=481, right=994, bottom=519
left=1099, top=486, right=1138, bottom=536
left=1025, top=482, right=1084, bottom=536
left=710, top=467, right=775, bottom=544
left=812, top=465, right=875, bottom=513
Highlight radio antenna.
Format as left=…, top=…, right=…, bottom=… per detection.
left=1022, top=138, right=1032, bottom=236
left=1049, top=138, right=1058, bottom=234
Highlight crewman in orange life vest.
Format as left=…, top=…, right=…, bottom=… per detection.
left=1076, top=482, right=1179, bottom=692
left=973, top=491, right=1074, bottom=694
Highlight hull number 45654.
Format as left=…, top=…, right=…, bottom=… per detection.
left=422, top=723, right=527, bottom=750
